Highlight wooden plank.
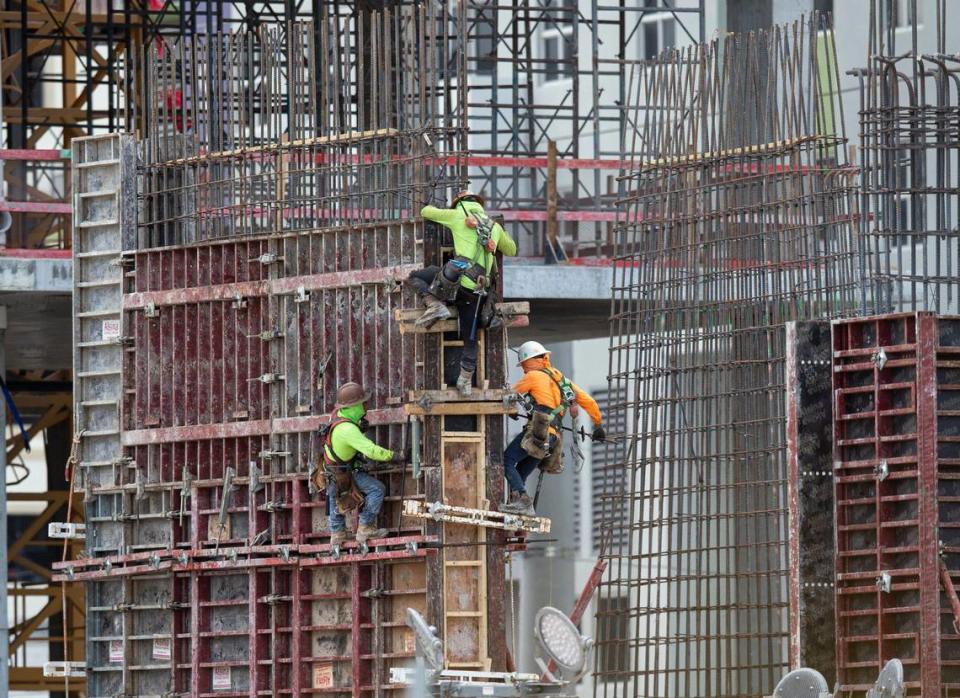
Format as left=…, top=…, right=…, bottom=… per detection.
left=394, top=301, right=529, bottom=322
left=546, top=140, right=558, bottom=251
left=408, top=387, right=514, bottom=404
left=405, top=401, right=517, bottom=417
left=404, top=500, right=551, bottom=534
left=398, top=314, right=528, bottom=335
left=166, top=128, right=400, bottom=165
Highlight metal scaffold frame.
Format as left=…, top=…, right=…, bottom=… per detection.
left=462, top=0, right=705, bottom=259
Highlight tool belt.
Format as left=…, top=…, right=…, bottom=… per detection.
left=520, top=404, right=565, bottom=474
left=429, top=256, right=488, bottom=302
left=331, top=468, right=365, bottom=514
left=311, top=463, right=364, bottom=513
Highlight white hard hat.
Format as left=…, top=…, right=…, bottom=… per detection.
left=516, top=340, right=550, bottom=366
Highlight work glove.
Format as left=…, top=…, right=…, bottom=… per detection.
left=390, top=447, right=412, bottom=463
left=358, top=417, right=371, bottom=433
left=592, top=426, right=606, bottom=443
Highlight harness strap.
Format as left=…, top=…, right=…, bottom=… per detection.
left=451, top=255, right=489, bottom=287
left=323, top=418, right=357, bottom=472
left=536, top=368, right=575, bottom=421
left=457, top=201, right=494, bottom=272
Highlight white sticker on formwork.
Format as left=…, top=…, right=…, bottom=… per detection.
left=483, top=688, right=495, bottom=696
left=152, top=637, right=171, bottom=661
left=313, top=663, right=334, bottom=689
left=108, top=639, right=124, bottom=663
left=212, top=666, right=231, bottom=690
left=102, top=319, right=121, bottom=341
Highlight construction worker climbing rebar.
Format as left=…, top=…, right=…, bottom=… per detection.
left=314, top=382, right=406, bottom=544
left=406, top=190, right=517, bottom=397
left=501, top=341, right=604, bottom=517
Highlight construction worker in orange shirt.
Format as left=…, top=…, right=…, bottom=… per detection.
left=501, top=341, right=605, bottom=516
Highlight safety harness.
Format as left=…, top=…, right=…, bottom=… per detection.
left=428, top=202, right=497, bottom=302
left=537, top=368, right=577, bottom=422
left=520, top=368, right=577, bottom=472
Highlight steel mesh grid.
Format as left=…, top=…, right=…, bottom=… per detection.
left=596, top=16, right=859, bottom=697
left=138, top=11, right=465, bottom=246
left=852, top=0, right=960, bottom=316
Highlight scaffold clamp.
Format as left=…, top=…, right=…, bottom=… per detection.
left=44, top=661, right=85, bottom=678
left=48, top=522, right=86, bottom=540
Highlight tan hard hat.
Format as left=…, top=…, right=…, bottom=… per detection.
left=334, top=381, right=371, bottom=409
left=452, top=190, right=485, bottom=208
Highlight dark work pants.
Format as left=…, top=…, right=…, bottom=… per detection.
left=503, top=431, right=541, bottom=494
left=406, top=267, right=484, bottom=374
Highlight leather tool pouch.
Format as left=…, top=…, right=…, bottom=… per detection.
left=539, top=439, right=565, bottom=474
left=520, top=410, right=553, bottom=459
left=334, top=471, right=364, bottom=514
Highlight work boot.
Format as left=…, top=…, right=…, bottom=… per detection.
left=415, top=295, right=452, bottom=328
left=356, top=522, right=388, bottom=544
left=329, top=530, right=351, bottom=546
left=456, top=369, right=474, bottom=397
left=500, top=492, right=536, bottom=517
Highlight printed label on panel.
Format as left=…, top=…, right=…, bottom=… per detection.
left=212, top=666, right=231, bottom=690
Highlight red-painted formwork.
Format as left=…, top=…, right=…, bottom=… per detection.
left=79, top=225, right=423, bottom=557
left=832, top=313, right=960, bottom=695
left=78, top=549, right=434, bottom=696
left=64, top=4, right=519, bottom=692
left=68, top=215, right=441, bottom=696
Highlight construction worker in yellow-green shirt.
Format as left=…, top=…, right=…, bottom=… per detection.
left=406, top=191, right=517, bottom=397
left=315, top=382, right=406, bottom=545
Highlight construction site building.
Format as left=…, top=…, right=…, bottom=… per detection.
left=1, top=0, right=960, bottom=697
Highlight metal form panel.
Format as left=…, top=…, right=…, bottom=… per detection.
left=832, top=313, right=960, bottom=695
left=77, top=551, right=435, bottom=697
left=71, top=134, right=137, bottom=687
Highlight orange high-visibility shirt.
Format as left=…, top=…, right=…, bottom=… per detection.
left=512, top=364, right=602, bottom=425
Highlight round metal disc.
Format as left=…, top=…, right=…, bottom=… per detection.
left=869, top=659, right=905, bottom=698
left=773, top=668, right=829, bottom=698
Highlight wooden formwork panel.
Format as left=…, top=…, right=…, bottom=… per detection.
left=833, top=313, right=960, bottom=696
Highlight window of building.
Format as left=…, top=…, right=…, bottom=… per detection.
left=891, top=0, right=919, bottom=28
left=591, top=388, right=628, bottom=553
left=541, top=0, right=576, bottom=83
left=597, top=594, right=630, bottom=680
left=641, top=0, right=676, bottom=60
left=473, top=2, right=496, bottom=74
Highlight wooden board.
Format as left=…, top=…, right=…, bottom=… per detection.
left=395, top=301, right=529, bottom=322
left=436, top=329, right=491, bottom=671
left=405, top=401, right=518, bottom=417
left=397, top=315, right=528, bottom=335
left=406, top=388, right=517, bottom=416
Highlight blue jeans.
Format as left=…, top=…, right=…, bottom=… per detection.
left=503, top=432, right=545, bottom=495
left=326, top=470, right=387, bottom=530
